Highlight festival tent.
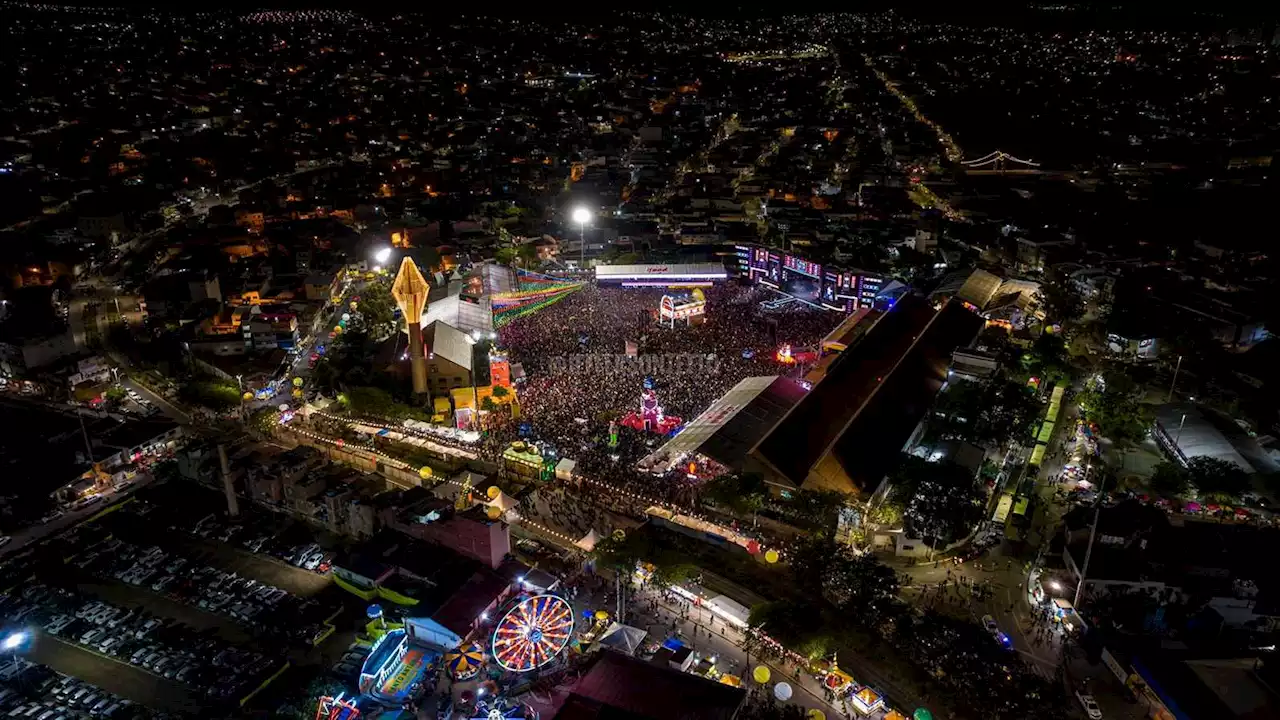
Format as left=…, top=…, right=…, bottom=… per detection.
left=486, top=491, right=519, bottom=513
left=575, top=529, right=602, bottom=552
left=555, top=458, right=577, bottom=481
left=706, top=595, right=751, bottom=628
left=595, top=623, right=649, bottom=656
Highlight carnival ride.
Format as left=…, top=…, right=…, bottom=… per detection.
left=315, top=693, right=361, bottom=720
left=444, top=643, right=486, bottom=680
left=491, top=595, right=575, bottom=672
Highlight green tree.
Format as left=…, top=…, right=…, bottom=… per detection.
left=104, top=386, right=127, bottom=403
left=1148, top=461, right=1191, bottom=499
left=345, top=386, right=423, bottom=420
left=931, top=378, right=1039, bottom=447
left=1185, top=456, right=1249, bottom=502
left=889, top=456, right=985, bottom=545
left=780, top=488, right=847, bottom=531
left=1040, top=282, right=1084, bottom=323
left=355, top=281, right=398, bottom=339
left=1079, top=375, right=1151, bottom=452
left=249, top=409, right=281, bottom=435
left=1021, top=331, right=1070, bottom=383
left=178, top=380, right=240, bottom=410
left=736, top=689, right=808, bottom=720
left=701, top=473, right=768, bottom=516
left=491, top=385, right=510, bottom=398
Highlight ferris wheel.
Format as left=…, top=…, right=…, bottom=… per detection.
left=491, top=594, right=574, bottom=672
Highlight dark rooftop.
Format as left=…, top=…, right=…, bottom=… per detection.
left=751, top=293, right=936, bottom=487
left=552, top=651, right=745, bottom=720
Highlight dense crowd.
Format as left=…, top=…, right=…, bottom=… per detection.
left=492, top=283, right=842, bottom=502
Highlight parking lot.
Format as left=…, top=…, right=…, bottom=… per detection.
left=3, top=583, right=281, bottom=713
left=72, top=530, right=333, bottom=647
left=24, top=638, right=197, bottom=715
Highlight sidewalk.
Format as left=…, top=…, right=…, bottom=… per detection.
left=629, top=589, right=846, bottom=718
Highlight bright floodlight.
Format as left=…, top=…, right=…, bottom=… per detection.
left=571, top=207, right=591, bottom=225
left=374, top=247, right=393, bottom=264
left=1, top=632, right=25, bottom=651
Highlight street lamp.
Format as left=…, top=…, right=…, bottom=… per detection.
left=373, top=246, right=392, bottom=271
left=2, top=631, right=27, bottom=660
left=571, top=207, right=591, bottom=267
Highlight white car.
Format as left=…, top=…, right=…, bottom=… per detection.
left=1076, top=692, right=1102, bottom=720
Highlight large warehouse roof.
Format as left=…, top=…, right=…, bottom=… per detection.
left=1153, top=404, right=1278, bottom=475
left=751, top=296, right=984, bottom=495
left=638, top=375, right=806, bottom=474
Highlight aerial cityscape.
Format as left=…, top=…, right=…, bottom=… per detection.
left=1, top=3, right=1279, bottom=719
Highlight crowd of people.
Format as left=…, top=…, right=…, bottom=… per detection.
left=492, top=282, right=842, bottom=502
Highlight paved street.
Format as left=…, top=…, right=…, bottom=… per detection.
left=0, top=471, right=155, bottom=561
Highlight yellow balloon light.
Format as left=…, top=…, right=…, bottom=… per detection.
left=418, top=466, right=433, bottom=480
left=486, top=485, right=502, bottom=499
left=242, top=392, right=254, bottom=401
left=594, top=610, right=609, bottom=621
left=485, top=506, right=502, bottom=520
left=765, top=549, right=780, bottom=564
left=807, top=710, right=826, bottom=720
left=333, top=325, right=343, bottom=334
left=292, top=388, right=303, bottom=398
left=292, top=377, right=304, bottom=387
left=752, top=665, right=771, bottom=684
left=349, top=301, right=358, bottom=310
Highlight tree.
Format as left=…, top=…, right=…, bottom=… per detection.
left=1041, top=282, right=1084, bottom=323
left=701, top=473, right=768, bottom=516
left=1079, top=375, right=1151, bottom=452
left=345, top=386, right=423, bottom=420
left=354, top=281, right=398, bottom=340
left=889, top=456, right=986, bottom=545
left=1021, top=331, right=1069, bottom=383
left=779, top=488, right=847, bottom=531
left=1185, top=456, right=1249, bottom=502
left=491, top=385, right=510, bottom=398
left=178, top=380, right=240, bottom=410
left=931, top=379, right=1039, bottom=447
left=1148, top=461, right=1191, bottom=499
left=736, top=689, right=807, bottom=720
left=249, top=409, right=281, bottom=435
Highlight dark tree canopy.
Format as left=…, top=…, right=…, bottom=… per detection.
left=931, top=378, right=1040, bottom=447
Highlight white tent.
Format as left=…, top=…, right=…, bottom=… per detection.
left=487, top=491, right=519, bottom=512
left=595, top=622, right=649, bottom=656
left=575, top=529, right=601, bottom=552
left=555, top=458, right=577, bottom=482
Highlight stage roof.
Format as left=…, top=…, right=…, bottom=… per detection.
left=594, top=263, right=727, bottom=281
left=639, top=376, right=807, bottom=474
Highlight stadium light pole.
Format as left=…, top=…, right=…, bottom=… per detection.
left=572, top=207, right=591, bottom=268
left=2, top=631, right=27, bottom=661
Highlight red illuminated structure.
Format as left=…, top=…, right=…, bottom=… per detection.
left=775, top=344, right=817, bottom=365
left=315, top=694, right=360, bottom=720
left=619, top=382, right=683, bottom=436
left=489, top=349, right=512, bottom=388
